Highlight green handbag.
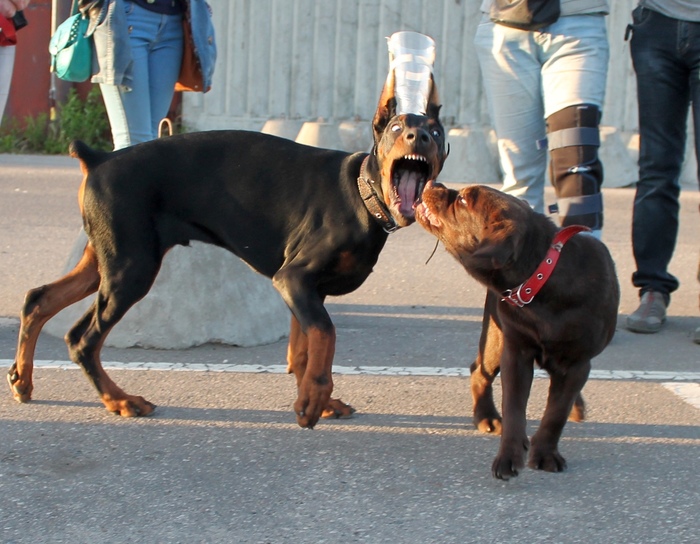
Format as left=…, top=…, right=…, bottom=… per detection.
left=49, top=0, right=92, bottom=82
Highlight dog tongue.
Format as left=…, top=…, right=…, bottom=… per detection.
left=399, top=171, right=420, bottom=214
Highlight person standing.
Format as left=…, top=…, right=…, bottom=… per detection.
left=474, top=0, right=610, bottom=238
left=625, top=1, right=700, bottom=340
left=79, top=0, right=216, bottom=150
left=0, top=0, right=30, bottom=124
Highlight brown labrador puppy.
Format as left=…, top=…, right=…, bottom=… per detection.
left=416, top=183, right=619, bottom=479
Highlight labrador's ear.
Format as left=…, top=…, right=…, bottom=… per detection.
left=471, top=228, right=523, bottom=270
left=471, top=241, right=515, bottom=270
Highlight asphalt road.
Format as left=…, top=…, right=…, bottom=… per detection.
left=0, top=153, right=699, bottom=544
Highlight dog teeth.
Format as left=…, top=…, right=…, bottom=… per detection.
left=403, top=154, right=427, bottom=163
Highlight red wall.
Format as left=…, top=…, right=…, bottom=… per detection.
left=5, top=0, right=72, bottom=123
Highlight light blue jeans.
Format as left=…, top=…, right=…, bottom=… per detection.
left=100, top=1, right=183, bottom=150
left=474, top=14, right=609, bottom=214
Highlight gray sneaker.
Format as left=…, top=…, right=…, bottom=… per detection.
left=626, top=291, right=667, bottom=334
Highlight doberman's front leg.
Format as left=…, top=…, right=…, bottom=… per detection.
left=8, top=242, right=100, bottom=403
left=491, top=341, right=534, bottom=480
left=286, top=316, right=354, bottom=420
left=294, top=325, right=336, bottom=428
left=528, top=360, right=591, bottom=473
left=274, top=268, right=337, bottom=428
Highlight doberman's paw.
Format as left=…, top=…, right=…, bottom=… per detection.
left=294, top=380, right=332, bottom=429
left=528, top=449, right=567, bottom=473
left=294, top=405, right=319, bottom=429
left=104, top=396, right=156, bottom=417
left=7, top=364, right=33, bottom=403
left=321, top=398, right=356, bottom=419
left=294, top=398, right=322, bottom=429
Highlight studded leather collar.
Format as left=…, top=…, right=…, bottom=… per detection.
left=357, top=156, right=399, bottom=233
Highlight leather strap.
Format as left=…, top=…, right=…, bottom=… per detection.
left=548, top=192, right=603, bottom=217
left=501, top=225, right=590, bottom=308
left=547, top=126, right=600, bottom=150
left=357, top=156, right=399, bottom=233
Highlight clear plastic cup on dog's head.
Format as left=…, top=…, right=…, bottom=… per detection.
left=386, top=31, right=436, bottom=116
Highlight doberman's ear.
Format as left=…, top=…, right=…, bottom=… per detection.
left=372, top=70, right=397, bottom=145
left=426, top=75, right=442, bottom=120
left=426, top=77, right=449, bottom=167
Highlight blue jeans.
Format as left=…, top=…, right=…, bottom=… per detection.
left=629, top=7, right=700, bottom=300
left=474, top=14, right=609, bottom=215
left=100, top=1, right=183, bottom=150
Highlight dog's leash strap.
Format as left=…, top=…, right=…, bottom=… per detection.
left=357, top=156, right=399, bottom=233
left=501, top=225, right=591, bottom=308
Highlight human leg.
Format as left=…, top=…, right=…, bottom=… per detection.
left=629, top=8, right=689, bottom=303
left=474, top=17, right=547, bottom=213
left=546, top=103, right=604, bottom=231
left=145, top=7, right=183, bottom=138
left=688, top=18, right=700, bottom=342
left=0, top=45, right=15, bottom=124
left=695, top=246, right=700, bottom=342
left=99, top=2, right=182, bottom=149
left=540, top=15, right=609, bottom=234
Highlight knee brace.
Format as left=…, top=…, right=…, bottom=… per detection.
left=545, top=104, right=604, bottom=231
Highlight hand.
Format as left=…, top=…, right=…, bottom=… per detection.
left=0, top=0, right=30, bottom=19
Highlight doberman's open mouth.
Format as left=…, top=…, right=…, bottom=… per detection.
left=391, top=155, right=431, bottom=216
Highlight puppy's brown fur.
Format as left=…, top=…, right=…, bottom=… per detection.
left=416, top=183, right=619, bottom=479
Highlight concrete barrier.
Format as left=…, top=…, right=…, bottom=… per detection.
left=295, top=121, right=346, bottom=151
left=439, top=126, right=500, bottom=184
left=44, top=232, right=290, bottom=349
left=261, top=119, right=304, bottom=141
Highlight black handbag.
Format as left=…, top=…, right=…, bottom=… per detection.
left=490, top=0, right=560, bottom=31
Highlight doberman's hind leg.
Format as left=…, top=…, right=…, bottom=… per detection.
left=8, top=242, right=100, bottom=403
left=286, top=315, right=355, bottom=420
left=65, top=259, right=160, bottom=417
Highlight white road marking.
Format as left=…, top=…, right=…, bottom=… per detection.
left=662, top=382, right=700, bottom=411
left=2, top=358, right=699, bottom=382
left=3, top=359, right=699, bottom=409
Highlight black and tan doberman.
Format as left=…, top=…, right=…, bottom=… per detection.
left=7, top=74, right=448, bottom=428
left=416, top=183, right=619, bottom=479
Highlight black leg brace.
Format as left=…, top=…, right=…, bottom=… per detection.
left=545, top=104, right=604, bottom=231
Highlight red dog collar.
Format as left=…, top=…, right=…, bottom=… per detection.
left=501, top=225, right=591, bottom=308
